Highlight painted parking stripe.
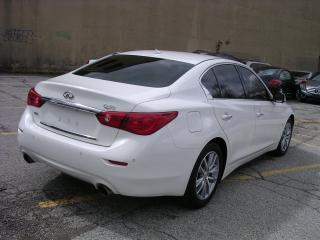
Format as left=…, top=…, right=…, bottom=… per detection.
left=0, top=131, right=17, bottom=136
left=297, top=119, right=320, bottom=124
left=0, top=106, right=25, bottom=109
left=294, top=133, right=320, bottom=139
left=38, top=194, right=99, bottom=209
left=291, top=138, right=320, bottom=148
left=38, top=163, right=320, bottom=209
left=228, top=163, right=320, bottom=181
left=295, top=126, right=320, bottom=133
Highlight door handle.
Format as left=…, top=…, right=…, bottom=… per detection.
left=222, top=113, right=232, bottom=121
left=256, top=112, right=264, bottom=117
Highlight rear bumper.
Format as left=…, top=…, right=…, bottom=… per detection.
left=18, top=108, right=199, bottom=197
left=300, top=90, right=320, bottom=101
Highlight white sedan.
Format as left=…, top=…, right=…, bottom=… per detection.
left=18, top=50, right=294, bottom=208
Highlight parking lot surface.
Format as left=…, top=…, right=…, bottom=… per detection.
left=1, top=74, right=320, bottom=240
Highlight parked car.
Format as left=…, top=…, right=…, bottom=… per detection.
left=192, top=50, right=243, bottom=62
left=290, top=70, right=313, bottom=80
left=244, top=60, right=271, bottom=73
left=193, top=50, right=271, bottom=74
left=296, top=72, right=320, bottom=102
left=255, top=66, right=297, bottom=98
left=18, top=50, right=294, bottom=208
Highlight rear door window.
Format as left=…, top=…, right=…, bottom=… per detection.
left=213, top=65, right=246, bottom=99
left=201, top=69, right=221, bottom=98
left=238, top=67, right=269, bottom=100
left=74, top=55, right=194, bottom=88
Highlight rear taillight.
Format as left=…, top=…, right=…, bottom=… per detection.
left=300, top=79, right=307, bottom=84
left=27, top=87, right=44, bottom=107
left=96, top=111, right=178, bottom=135
left=268, top=79, right=281, bottom=88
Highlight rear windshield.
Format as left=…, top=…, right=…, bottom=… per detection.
left=250, top=63, right=270, bottom=73
left=257, top=68, right=279, bottom=77
left=291, top=71, right=309, bottom=78
left=74, top=54, right=194, bottom=87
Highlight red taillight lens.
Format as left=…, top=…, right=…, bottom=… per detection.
left=123, top=112, right=178, bottom=135
left=300, top=79, right=307, bottom=84
left=27, top=87, right=44, bottom=107
left=268, top=79, right=281, bottom=88
left=96, top=111, right=178, bottom=135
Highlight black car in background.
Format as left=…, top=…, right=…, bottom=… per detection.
left=296, top=72, right=320, bottom=102
left=255, top=66, right=297, bottom=98
left=290, top=70, right=313, bottom=80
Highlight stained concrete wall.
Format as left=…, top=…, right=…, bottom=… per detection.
left=0, top=0, right=319, bottom=73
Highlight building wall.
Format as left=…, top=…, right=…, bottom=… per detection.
left=0, top=0, right=319, bottom=73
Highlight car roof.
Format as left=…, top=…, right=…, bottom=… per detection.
left=246, top=61, right=270, bottom=65
left=257, top=65, right=285, bottom=71
left=192, top=50, right=244, bottom=63
left=122, top=50, right=223, bottom=65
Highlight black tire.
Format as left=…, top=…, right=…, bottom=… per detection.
left=296, top=89, right=301, bottom=101
left=182, top=143, right=223, bottom=209
left=271, top=119, right=293, bottom=156
left=296, top=89, right=307, bottom=102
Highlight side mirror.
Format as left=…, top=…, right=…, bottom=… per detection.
left=273, top=91, right=286, bottom=103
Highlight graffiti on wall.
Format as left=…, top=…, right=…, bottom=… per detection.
left=1, top=28, right=35, bottom=43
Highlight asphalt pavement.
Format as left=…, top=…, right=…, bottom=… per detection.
left=1, top=74, right=320, bottom=240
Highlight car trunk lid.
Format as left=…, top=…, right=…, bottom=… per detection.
left=32, top=74, right=170, bottom=146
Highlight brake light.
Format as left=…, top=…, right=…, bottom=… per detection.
left=268, top=79, right=281, bottom=88
left=27, top=87, right=44, bottom=107
left=96, top=111, right=178, bottom=135
left=300, top=79, right=307, bottom=84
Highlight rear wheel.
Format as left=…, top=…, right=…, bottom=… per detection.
left=296, top=89, right=301, bottom=101
left=182, top=143, right=222, bottom=208
left=296, top=89, right=306, bottom=102
left=271, top=119, right=293, bottom=156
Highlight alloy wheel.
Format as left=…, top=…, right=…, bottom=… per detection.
left=195, top=151, right=220, bottom=200
left=280, top=122, right=292, bottom=152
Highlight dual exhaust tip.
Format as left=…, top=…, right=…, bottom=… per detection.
left=97, top=184, right=114, bottom=195
left=22, top=153, right=114, bottom=195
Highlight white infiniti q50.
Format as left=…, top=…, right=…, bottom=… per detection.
left=18, top=50, right=294, bottom=208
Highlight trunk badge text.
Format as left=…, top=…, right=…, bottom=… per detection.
left=63, top=91, right=74, bottom=100
left=103, top=104, right=116, bottom=111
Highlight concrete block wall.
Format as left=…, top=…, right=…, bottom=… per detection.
left=0, top=0, right=319, bottom=73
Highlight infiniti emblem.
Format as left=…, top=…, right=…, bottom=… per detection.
left=63, top=91, right=74, bottom=100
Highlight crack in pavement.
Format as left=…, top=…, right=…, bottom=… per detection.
left=248, top=178, right=320, bottom=214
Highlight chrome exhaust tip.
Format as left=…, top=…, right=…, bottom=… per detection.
left=97, top=184, right=114, bottom=196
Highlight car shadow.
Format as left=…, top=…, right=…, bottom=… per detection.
left=40, top=145, right=320, bottom=240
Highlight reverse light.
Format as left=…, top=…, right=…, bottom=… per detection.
left=96, top=111, right=178, bottom=135
left=27, top=87, right=44, bottom=107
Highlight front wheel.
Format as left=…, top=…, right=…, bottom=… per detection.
left=182, top=143, right=222, bottom=208
left=271, top=119, right=293, bottom=156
